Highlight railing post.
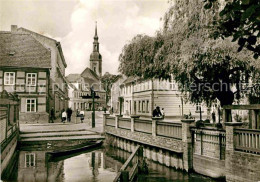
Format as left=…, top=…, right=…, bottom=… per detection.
left=225, top=122, right=243, bottom=176
left=120, top=171, right=129, bottom=182
left=115, top=115, right=121, bottom=129
left=103, top=113, right=110, bottom=133
left=152, top=117, right=163, bottom=137
left=181, top=119, right=195, bottom=172
left=225, top=122, right=243, bottom=152
left=130, top=115, right=140, bottom=132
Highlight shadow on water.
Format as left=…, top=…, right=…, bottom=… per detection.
left=3, top=144, right=222, bottom=182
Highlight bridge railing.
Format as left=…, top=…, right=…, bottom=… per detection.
left=0, top=90, right=19, bottom=149
left=157, top=122, right=182, bottom=139
left=234, top=128, right=260, bottom=154
left=113, top=145, right=142, bottom=182
left=106, top=116, right=115, bottom=127
left=134, top=119, right=152, bottom=134
left=118, top=118, right=131, bottom=130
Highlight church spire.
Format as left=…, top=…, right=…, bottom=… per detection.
left=94, top=21, right=98, bottom=40
left=93, top=21, right=99, bottom=52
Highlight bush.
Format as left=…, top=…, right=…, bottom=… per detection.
left=196, top=120, right=204, bottom=128
left=204, top=119, right=210, bottom=123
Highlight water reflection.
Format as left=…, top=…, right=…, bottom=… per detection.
left=5, top=146, right=218, bottom=182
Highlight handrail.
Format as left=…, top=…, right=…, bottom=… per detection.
left=120, top=145, right=140, bottom=171
left=113, top=145, right=142, bottom=182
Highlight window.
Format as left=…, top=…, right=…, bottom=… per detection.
left=196, top=103, right=202, bottom=112
left=26, top=98, right=36, bottom=112
left=146, top=100, right=149, bottom=113
left=142, top=101, right=145, bottom=112
left=25, top=153, right=35, bottom=167
left=94, top=67, right=96, bottom=73
left=4, top=72, right=15, bottom=85
left=138, top=101, right=141, bottom=112
left=26, top=73, right=37, bottom=86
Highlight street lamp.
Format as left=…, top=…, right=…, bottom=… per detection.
left=81, top=87, right=100, bottom=128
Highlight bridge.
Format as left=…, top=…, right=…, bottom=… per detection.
left=103, top=105, right=260, bottom=182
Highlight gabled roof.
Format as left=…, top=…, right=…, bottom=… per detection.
left=0, top=32, right=51, bottom=68
left=81, top=67, right=99, bottom=81
left=17, top=27, right=67, bottom=68
left=66, top=74, right=81, bottom=82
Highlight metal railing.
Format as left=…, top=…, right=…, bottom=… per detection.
left=234, top=128, right=260, bottom=154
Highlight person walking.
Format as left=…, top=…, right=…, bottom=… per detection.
left=61, top=109, right=67, bottom=123
left=152, top=106, right=162, bottom=117
left=80, top=110, right=85, bottom=123
left=67, top=108, right=72, bottom=122
left=50, top=107, right=55, bottom=123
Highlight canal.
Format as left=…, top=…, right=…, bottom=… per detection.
left=3, top=144, right=220, bottom=182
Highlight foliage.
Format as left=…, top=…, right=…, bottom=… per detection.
left=203, top=0, right=260, bottom=59
left=101, top=72, right=119, bottom=104
left=118, top=0, right=259, bottom=107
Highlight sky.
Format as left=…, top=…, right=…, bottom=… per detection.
left=0, top=0, right=169, bottom=76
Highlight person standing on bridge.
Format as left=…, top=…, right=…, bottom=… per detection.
left=80, top=110, right=85, bottom=123
left=153, top=106, right=162, bottom=117
left=50, top=107, right=55, bottom=123
left=66, top=108, right=72, bottom=122
left=61, top=109, right=67, bottom=123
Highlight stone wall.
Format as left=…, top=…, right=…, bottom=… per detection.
left=225, top=151, right=260, bottom=182
left=19, top=112, right=49, bottom=124
left=106, top=134, right=184, bottom=170
left=106, top=126, right=182, bottom=153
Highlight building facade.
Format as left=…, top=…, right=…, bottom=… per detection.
left=0, top=25, right=68, bottom=123
left=15, top=25, right=69, bottom=118
left=112, top=76, right=209, bottom=120
left=0, top=28, right=52, bottom=123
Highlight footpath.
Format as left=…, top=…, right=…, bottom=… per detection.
left=19, top=111, right=105, bottom=142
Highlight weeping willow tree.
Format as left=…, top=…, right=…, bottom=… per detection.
left=118, top=0, right=259, bottom=108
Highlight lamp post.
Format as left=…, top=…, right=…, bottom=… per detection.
left=81, top=87, right=100, bottom=128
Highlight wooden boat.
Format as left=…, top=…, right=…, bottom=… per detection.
left=47, top=140, right=103, bottom=157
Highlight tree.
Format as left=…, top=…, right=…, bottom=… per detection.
left=118, top=0, right=259, bottom=108
left=203, top=0, right=260, bottom=59
left=101, top=72, right=119, bottom=105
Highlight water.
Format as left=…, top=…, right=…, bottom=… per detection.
left=3, top=146, right=219, bottom=182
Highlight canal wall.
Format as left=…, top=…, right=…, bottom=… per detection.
left=103, top=113, right=260, bottom=182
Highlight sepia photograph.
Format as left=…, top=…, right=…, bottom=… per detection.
left=0, top=0, right=259, bottom=181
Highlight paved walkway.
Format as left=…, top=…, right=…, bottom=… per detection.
left=20, top=111, right=105, bottom=134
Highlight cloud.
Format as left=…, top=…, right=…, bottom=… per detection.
left=59, top=0, right=168, bottom=76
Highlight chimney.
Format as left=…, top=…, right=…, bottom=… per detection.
left=11, top=25, right=18, bottom=32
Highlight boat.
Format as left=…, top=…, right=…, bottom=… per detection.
left=47, top=140, right=103, bottom=157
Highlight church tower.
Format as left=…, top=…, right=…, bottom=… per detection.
left=90, top=22, right=102, bottom=77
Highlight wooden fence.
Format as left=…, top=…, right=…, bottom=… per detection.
left=234, top=128, right=260, bottom=154
left=191, top=127, right=226, bottom=160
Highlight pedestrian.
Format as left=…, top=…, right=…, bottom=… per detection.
left=161, top=108, right=165, bottom=119
left=111, top=107, right=114, bottom=115
left=67, top=108, right=72, bottom=122
left=61, top=109, right=67, bottom=123
left=212, top=111, right=216, bottom=123
left=152, top=106, right=162, bottom=117
left=80, top=110, right=85, bottom=123
left=50, top=107, right=55, bottom=123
